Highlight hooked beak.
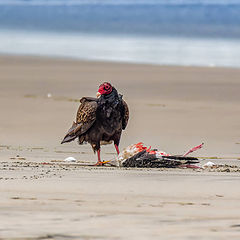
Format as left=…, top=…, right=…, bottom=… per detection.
left=96, top=92, right=101, bottom=98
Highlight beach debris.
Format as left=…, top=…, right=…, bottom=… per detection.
left=10, top=155, right=26, bottom=160
left=47, top=93, right=52, bottom=98
left=203, top=164, right=240, bottom=172
left=64, top=156, right=76, bottom=162
left=203, top=161, right=216, bottom=168
left=112, top=142, right=202, bottom=168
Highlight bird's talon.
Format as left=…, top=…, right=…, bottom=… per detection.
left=94, top=161, right=104, bottom=166
left=102, top=160, right=111, bottom=164
left=94, top=160, right=111, bottom=166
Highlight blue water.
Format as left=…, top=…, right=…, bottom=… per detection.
left=1, top=0, right=240, bottom=67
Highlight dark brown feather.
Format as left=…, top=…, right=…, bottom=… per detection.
left=61, top=97, right=97, bottom=144
left=76, top=97, right=97, bottom=131
left=122, top=99, right=129, bottom=130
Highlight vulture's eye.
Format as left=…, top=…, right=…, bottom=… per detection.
left=105, top=85, right=110, bottom=90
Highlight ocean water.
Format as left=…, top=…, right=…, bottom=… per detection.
left=1, top=0, right=240, bottom=67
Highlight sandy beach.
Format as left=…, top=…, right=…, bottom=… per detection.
left=0, top=55, right=240, bottom=239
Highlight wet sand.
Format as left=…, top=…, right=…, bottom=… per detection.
left=0, top=55, right=240, bottom=239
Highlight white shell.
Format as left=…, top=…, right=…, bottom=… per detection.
left=64, top=157, right=76, bottom=162
left=203, top=161, right=216, bottom=167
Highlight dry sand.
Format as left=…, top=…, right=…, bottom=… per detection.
left=0, top=55, right=240, bottom=239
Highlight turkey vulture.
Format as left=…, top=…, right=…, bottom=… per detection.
left=61, top=82, right=129, bottom=165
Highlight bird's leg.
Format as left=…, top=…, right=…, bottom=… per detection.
left=94, top=149, right=110, bottom=166
left=95, top=149, right=104, bottom=166
left=114, top=144, right=120, bottom=155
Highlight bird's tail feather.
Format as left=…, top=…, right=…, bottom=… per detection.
left=61, top=121, right=81, bottom=144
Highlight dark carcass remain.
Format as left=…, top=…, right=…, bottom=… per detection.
left=121, top=150, right=199, bottom=168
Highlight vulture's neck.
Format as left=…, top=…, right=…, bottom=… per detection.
left=99, top=88, right=121, bottom=107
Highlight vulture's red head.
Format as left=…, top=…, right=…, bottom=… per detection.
left=96, top=82, right=113, bottom=97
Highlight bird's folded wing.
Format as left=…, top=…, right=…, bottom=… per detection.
left=61, top=98, right=97, bottom=144
left=80, top=97, right=98, bottom=103
left=122, top=99, right=129, bottom=130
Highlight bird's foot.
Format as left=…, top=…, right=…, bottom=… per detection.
left=94, top=160, right=110, bottom=166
